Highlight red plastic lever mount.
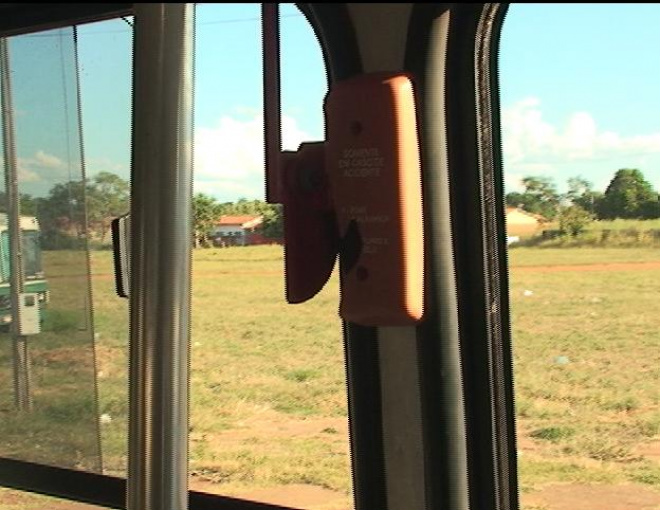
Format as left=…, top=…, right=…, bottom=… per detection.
left=266, top=72, right=424, bottom=327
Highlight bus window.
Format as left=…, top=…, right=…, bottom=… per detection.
left=22, top=230, right=43, bottom=278
left=69, top=5, right=352, bottom=509
left=0, top=23, right=101, bottom=474
left=500, top=5, right=660, bottom=509
left=185, top=4, right=351, bottom=507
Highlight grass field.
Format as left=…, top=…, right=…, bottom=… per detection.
left=508, top=252, right=660, bottom=496
left=90, top=247, right=353, bottom=504
left=1, top=243, right=659, bottom=509
left=517, top=218, right=660, bottom=249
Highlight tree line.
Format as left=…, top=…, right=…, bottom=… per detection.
left=0, top=171, right=130, bottom=249
left=506, top=168, right=660, bottom=236
left=5, top=167, right=654, bottom=248
left=0, top=172, right=285, bottom=249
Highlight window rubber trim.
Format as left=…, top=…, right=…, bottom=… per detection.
left=0, top=458, right=301, bottom=510
left=0, top=4, right=133, bottom=38
left=404, top=3, right=518, bottom=510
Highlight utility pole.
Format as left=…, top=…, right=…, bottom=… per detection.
left=0, top=37, right=32, bottom=411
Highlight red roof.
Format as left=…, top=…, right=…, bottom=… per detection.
left=216, top=215, right=263, bottom=227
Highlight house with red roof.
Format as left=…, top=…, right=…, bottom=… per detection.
left=211, top=215, right=264, bottom=246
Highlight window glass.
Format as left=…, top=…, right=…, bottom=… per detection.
left=187, top=5, right=351, bottom=507
left=0, top=26, right=101, bottom=472
left=22, top=231, right=43, bottom=278
left=75, top=5, right=354, bottom=509
left=76, top=16, right=133, bottom=479
left=500, top=5, right=660, bottom=509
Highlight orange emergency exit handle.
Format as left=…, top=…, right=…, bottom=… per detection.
left=325, top=72, right=424, bottom=326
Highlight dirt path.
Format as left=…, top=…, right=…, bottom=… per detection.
left=4, top=436, right=660, bottom=510
left=4, top=481, right=659, bottom=510
left=191, top=481, right=349, bottom=510
left=521, top=483, right=660, bottom=510
left=511, top=260, right=660, bottom=273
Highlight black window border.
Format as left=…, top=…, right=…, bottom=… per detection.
left=0, top=4, right=132, bottom=38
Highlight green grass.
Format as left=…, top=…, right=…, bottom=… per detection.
left=510, top=246, right=660, bottom=496
left=588, top=218, right=660, bottom=231
left=2, top=243, right=660, bottom=509
left=529, top=426, right=576, bottom=443
left=508, top=246, right=660, bottom=266
left=0, top=249, right=101, bottom=472
left=518, top=218, right=660, bottom=248
left=87, top=246, right=352, bottom=498
left=538, top=218, right=660, bottom=233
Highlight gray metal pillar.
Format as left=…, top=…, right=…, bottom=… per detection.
left=0, top=37, right=32, bottom=412
left=127, top=4, right=194, bottom=510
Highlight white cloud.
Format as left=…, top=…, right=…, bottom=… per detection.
left=504, top=172, right=525, bottom=193
left=86, top=157, right=128, bottom=177
left=34, top=150, right=65, bottom=169
left=193, top=113, right=313, bottom=200
left=14, top=150, right=71, bottom=183
left=18, top=165, right=41, bottom=183
left=0, top=150, right=84, bottom=195
left=502, top=97, right=660, bottom=189
left=13, top=160, right=41, bottom=183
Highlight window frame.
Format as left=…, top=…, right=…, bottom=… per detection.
left=0, top=4, right=517, bottom=510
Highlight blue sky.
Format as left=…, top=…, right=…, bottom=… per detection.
left=7, top=3, right=660, bottom=201
left=500, top=3, right=660, bottom=194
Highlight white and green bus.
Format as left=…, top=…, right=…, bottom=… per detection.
left=0, top=213, right=49, bottom=330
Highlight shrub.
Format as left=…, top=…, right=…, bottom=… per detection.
left=530, top=426, right=575, bottom=443
left=558, top=205, right=594, bottom=237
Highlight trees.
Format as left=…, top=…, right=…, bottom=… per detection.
left=260, top=204, right=283, bottom=239
left=31, top=174, right=282, bottom=250
left=558, top=204, right=594, bottom=237
left=506, top=176, right=560, bottom=220
left=597, top=168, right=659, bottom=220
left=0, top=193, right=41, bottom=216
left=24, top=166, right=660, bottom=249
left=39, top=181, right=89, bottom=248
left=86, top=171, right=130, bottom=241
left=36, top=172, right=130, bottom=248
left=566, top=176, right=602, bottom=215
left=192, top=193, right=221, bottom=248
left=507, top=169, right=660, bottom=225
left=19, top=171, right=287, bottom=249
left=216, top=198, right=283, bottom=242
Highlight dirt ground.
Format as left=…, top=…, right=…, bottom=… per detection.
left=512, top=260, right=660, bottom=273
left=192, top=481, right=348, bottom=510
left=515, top=437, right=660, bottom=509
left=521, top=483, right=660, bottom=510
left=4, top=480, right=659, bottom=510
left=5, top=436, right=660, bottom=510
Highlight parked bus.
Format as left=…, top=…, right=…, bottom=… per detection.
left=0, top=213, right=49, bottom=330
